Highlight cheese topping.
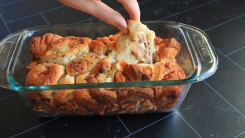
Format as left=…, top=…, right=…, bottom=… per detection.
left=116, top=20, right=156, bottom=64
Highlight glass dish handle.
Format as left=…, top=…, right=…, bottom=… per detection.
left=181, top=24, right=219, bottom=81
left=0, top=31, right=23, bottom=89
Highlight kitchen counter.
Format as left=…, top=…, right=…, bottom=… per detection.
left=0, top=0, right=245, bottom=137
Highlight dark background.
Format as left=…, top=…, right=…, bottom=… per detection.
left=0, top=0, right=245, bottom=137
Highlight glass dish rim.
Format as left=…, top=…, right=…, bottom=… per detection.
left=8, top=70, right=198, bottom=92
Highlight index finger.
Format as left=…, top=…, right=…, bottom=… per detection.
left=118, top=0, right=140, bottom=21
left=59, top=0, right=128, bottom=33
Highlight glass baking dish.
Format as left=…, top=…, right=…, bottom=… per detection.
left=0, top=21, right=218, bottom=117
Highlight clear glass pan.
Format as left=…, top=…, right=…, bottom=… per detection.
left=0, top=21, right=218, bottom=116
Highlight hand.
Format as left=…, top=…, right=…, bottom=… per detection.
left=58, top=0, right=140, bottom=33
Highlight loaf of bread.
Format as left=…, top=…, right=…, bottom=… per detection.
left=25, top=20, right=186, bottom=115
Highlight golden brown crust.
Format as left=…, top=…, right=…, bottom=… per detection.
left=47, top=36, right=91, bottom=52
left=83, top=55, right=118, bottom=112
left=26, top=61, right=38, bottom=73
left=25, top=90, right=56, bottom=114
left=66, top=52, right=102, bottom=76
left=89, top=35, right=118, bottom=58
left=29, top=33, right=63, bottom=61
left=25, top=63, right=65, bottom=86
left=153, top=61, right=185, bottom=81
left=89, top=39, right=105, bottom=55
left=74, top=89, right=104, bottom=115
left=73, top=73, right=104, bottom=114
left=52, top=75, right=76, bottom=113
left=122, top=64, right=152, bottom=81
left=117, top=88, right=156, bottom=113
left=153, top=61, right=186, bottom=110
left=153, top=37, right=181, bottom=63
left=155, top=85, right=184, bottom=110
left=39, top=36, right=91, bottom=66
left=66, top=59, right=88, bottom=76
left=114, top=71, right=126, bottom=82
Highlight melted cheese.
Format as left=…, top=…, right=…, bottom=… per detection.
left=116, top=20, right=156, bottom=64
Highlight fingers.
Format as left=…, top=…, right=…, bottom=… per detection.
left=85, top=1, right=128, bottom=33
left=58, top=0, right=140, bottom=33
left=118, top=0, right=140, bottom=21
left=59, top=0, right=128, bottom=33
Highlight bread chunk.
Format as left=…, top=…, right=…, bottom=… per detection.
left=29, top=33, right=62, bottom=61
left=116, top=20, right=156, bottom=64
left=25, top=63, right=65, bottom=86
